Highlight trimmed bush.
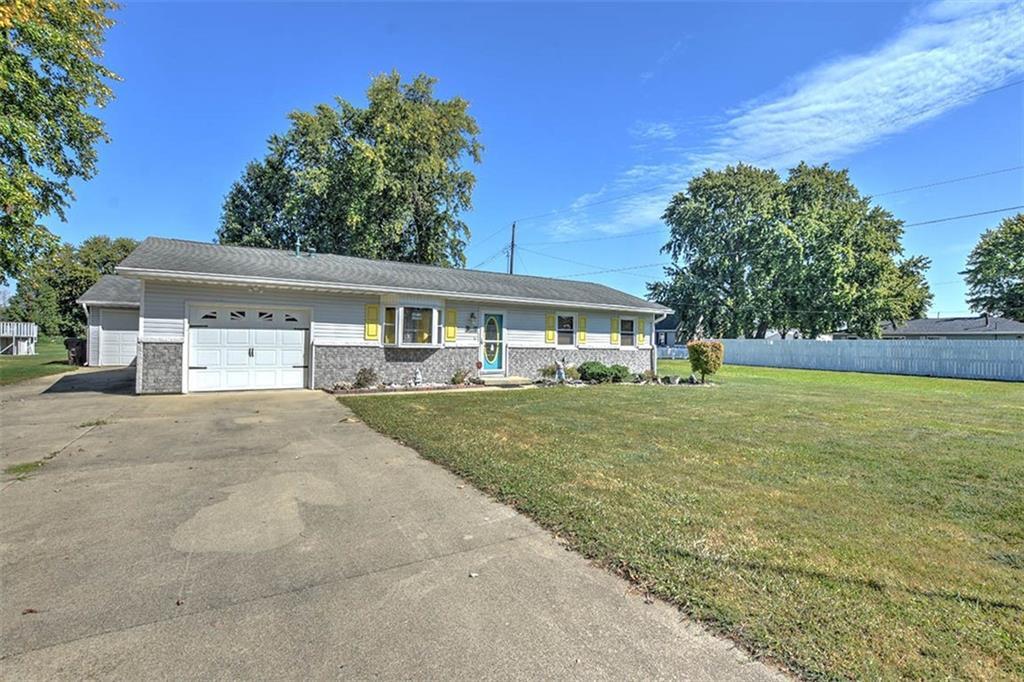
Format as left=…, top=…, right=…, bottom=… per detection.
left=687, top=340, right=724, bottom=383
left=578, top=360, right=612, bottom=383
left=353, top=367, right=379, bottom=389
left=609, top=364, right=631, bottom=383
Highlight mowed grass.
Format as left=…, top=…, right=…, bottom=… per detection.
left=342, top=364, right=1024, bottom=679
left=0, top=337, right=75, bottom=386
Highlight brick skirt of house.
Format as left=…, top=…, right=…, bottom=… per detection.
left=137, top=342, right=183, bottom=394
left=314, top=346, right=480, bottom=388
left=507, top=347, right=654, bottom=378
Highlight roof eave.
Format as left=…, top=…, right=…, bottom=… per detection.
left=116, top=266, right=670, bottom=314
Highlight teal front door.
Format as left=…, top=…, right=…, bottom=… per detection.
left=482, top=313, right=504, bottom=372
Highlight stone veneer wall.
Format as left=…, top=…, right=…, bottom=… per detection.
left=507, top=347, right=654, bottom=378
left=137, top=342, right=183, bottom=394
left=314, top=346, right=479, bottom=388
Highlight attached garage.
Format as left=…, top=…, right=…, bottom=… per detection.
left=77, top=275, right=142, bottom=367
left=187, top=305, right=309, bottom=392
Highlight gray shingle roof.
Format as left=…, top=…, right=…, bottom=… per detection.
left=77, top=274, right=141, bottom=307
left=880, top=316, right=1024, bottom=335
left=117, top=237, right=669, bottom=313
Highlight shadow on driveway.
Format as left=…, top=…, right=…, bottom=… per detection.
left=42, top=367, right=135, bottom=395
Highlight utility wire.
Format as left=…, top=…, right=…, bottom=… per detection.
left=904, top=205, right=1023, bottom=227
left=510, top=78, right=1024, bottom=226
left=872, top=166, right=1023, bottom=197
left=471, top=245, right=508, bottom=270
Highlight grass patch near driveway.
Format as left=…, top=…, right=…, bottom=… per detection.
left=341, top=364, right=1024, bottom=679
left=4, top=460, right=45, bottom=479
left=0, top=337, right=75, bottom=386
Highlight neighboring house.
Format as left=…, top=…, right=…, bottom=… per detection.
left=834, top=315, right=1024, bottom=340
left=114, top=237, right=670, bottom=394
left=77, top=275, right=142, bottom=366
left=654, top=314, right=680, bottom=347
left=0, top=321, right=37, bottom=356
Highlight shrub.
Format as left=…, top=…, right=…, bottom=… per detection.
left=539, top=364, right=580, bottom=381
left=577, top=360, right=612, bottom=383
left=353, top=367, right=379, bottom=389
left=608, top=364, right=631, bottom=383
left=642, top=369, right=659, bottom=383
left=451, top=368, right=472, bottom=385
left=687, top=340, right=724, bottom=383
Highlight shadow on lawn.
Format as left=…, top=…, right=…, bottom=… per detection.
left=662, top=547, right=1022, bottom=612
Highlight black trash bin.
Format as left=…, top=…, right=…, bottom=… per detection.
left=64, top=337, right=87, bottom=366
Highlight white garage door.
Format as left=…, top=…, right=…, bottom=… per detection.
left=187, top=306, right=309, bottom=392
left=98, top=308, right=139, bottom=366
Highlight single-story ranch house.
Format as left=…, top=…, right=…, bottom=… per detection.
left=86, top=237, right=669, bottom=394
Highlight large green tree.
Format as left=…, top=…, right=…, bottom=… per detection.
left=0, top=0, right=120, bottom=284
left=218, top=72, right=483, bottom=267
left=961, top=213, right=1024, bottom=321
left=7, top=234, right=137, bottom=336
left=649, top=163, right=932, bottom=339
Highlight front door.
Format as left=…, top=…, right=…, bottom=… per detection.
left=481, top=313, right=504, bottom=372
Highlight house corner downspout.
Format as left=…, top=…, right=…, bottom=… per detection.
left=652, top=312, right=668, bottom=375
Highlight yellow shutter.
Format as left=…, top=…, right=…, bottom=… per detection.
left=364, top=304, right=379, bottom=340
left=610, top=317, right=619, bottom=345
left=545, top=314, right=556, bottom=344
left=444, top=308, right=458, bottom=342
left=638, top=319, right=646, bottom=346
left=578, top=315, right=587, bottom=344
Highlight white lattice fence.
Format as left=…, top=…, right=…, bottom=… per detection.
left=718, top=339, right=1024, bottom=381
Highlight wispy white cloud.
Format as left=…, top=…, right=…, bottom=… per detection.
left=639, top=39, right=686, bottom=83
left=550, top=0, right=1024, bottom=237
left=690, top=0, right=1024, bottom=169
left=629, top=121, right=677, bottom=141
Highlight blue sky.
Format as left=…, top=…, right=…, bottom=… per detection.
left=39, top=1, right=1024, bottom=316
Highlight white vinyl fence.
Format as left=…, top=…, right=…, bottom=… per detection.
left=717, top=339, right=1024, bottom=382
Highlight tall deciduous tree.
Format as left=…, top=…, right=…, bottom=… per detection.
left=0, top=0, right=120, bottom=283
left=6, top=235, right=137, bottom=336
left=961, top=213, right=1024, bottom=321
left=218, top=72, right=483, bottom=268
left=649, top=163, right=932, bottom=339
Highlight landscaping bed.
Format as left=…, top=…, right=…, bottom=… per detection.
left=341, top=363, right=1024, bottom=679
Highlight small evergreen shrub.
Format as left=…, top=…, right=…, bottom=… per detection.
left=353, top=367, right=379, bottom=388
left=578, top=360, right=612, bottom=383
left=687, top=340, right=724, bottom=383
left=608, top=364, right=631, bottom=383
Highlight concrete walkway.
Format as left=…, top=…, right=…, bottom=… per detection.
left=1, top=370, right=782, bottom=680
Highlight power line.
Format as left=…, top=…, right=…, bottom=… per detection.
left=510, top=78, right=1024, bottom=226
left=904, top=205, right=1023, bottom=227
left=872, top=166, right=1023, bottom=197
left=520, top=229, right=664, bottom=247
left=471, top=245, right=508, bottom=270
left=473, top=224, right=509, bottom=248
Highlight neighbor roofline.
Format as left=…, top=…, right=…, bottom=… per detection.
left=116, top=266, right=671, bottom=314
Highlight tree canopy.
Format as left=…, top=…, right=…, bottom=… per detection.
left=0, top=0, right=120, bottom=284
left=649, top=163, right=932, bottom=339
left=218, top=72, right=483, bottom=268
left=6, top=235, right=137, bottom=337
left=961, top=213, right=1024, bottom=321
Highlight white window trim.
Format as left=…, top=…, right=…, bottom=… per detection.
left=618, top=316, right=638, bottom=349
left=556, top=312, right=577, bottom=348
left=382, top=305, right=443, bottom=348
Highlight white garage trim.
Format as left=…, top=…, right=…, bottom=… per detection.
left=183, top=302, right=313, bottom=393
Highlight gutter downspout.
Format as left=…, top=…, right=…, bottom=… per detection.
left=652, top=312, right=669, bottom=375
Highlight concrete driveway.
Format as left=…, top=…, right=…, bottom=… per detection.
left=1, top=369, right=781, bottom=680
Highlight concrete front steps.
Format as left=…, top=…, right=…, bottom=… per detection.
left=479, top=375, right=533, bottom=387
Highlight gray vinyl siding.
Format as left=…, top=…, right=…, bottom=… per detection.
left=140, top=280, right=374, bottom=344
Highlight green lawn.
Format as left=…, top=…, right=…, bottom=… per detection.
left=0, top=337, right=76, bottom=386
left=341, top=364, right=1024, bottom=679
